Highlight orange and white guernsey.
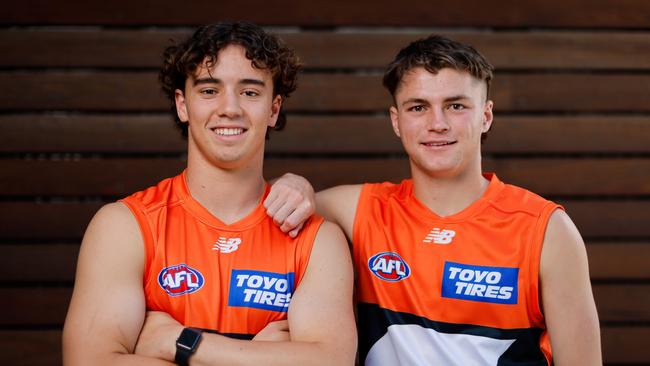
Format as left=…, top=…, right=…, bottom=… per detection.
left=120, top=171, right=323, bottom=339
left=353, top=173, right=561, bottom=365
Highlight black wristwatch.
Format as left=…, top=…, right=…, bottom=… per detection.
left=175, top=327, right=203, bottom=366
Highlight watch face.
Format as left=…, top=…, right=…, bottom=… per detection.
left=177, top=328, right=202, bottom=350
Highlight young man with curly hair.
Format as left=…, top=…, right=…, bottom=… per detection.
left=63, top=22, right=356, bottom=366
left=268, top=35, right=601, bottom=365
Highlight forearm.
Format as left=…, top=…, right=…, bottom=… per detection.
left=191, top=334, right=353, bottom=366
left=64, top=350, right=175, bottom=366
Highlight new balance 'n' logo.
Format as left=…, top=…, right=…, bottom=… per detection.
left=423, top=228, right=456, bottom=244
left=213, top=237, right=242, bottom=253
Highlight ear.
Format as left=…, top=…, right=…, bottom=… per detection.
left=389, top=105, right=401, bottom=138
left=481, top=100, right=494, bottom=133
left=268, top=95, right=282, bottom=128
left=175, top=89, right=189, bottom=123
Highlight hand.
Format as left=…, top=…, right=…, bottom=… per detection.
left=253, top=320, right=290, bottom=342
left=134, top=311, right=183, bottom=361
left=265, top=173, right=316, bottom=237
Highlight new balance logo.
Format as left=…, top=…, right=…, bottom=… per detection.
left=423, top=228, right=456, bottom=244
left=213, top=237, right=242, bottom=253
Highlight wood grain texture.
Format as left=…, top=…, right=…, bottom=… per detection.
left=3, top=72, right=650, bottom=112
left=3, top=29, right=650, bottom=69
left=2, top=158, right=649, bottom=196
left=3, top=114, right=650, bottom=154
left=2, top=0, right=649, bottom=28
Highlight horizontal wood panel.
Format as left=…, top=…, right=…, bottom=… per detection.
left=2, top=331, right=62, bottom=366
left=2, top=72, right=650, bottom=113
left=0, top=244, right=79, bottom=282
left=2, top=242, right=646, bottom=283
left=2, top=158, right=650, bottom=196
left=4, top=285, right=648, bottom=326
left=1, top=200, right=648, bottom=240
left=3, top=114, right=650, bottom=154
left=3, top=29, right=650, bottom=70
left=3, top=327, right=648, bottom=365
left=3, top=0, right=649, bottom=28
left=587, top=243, right=650, bottom=280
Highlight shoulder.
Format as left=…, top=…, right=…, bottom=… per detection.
left=541, top=209, right=586, bottom=267
left=80, top=202, right=144, bottom=269
left=121, top=175, right=180, bottom=211
left=361, top=180, right=409, bottom=199
left=311, top=220, right=350, bottom=262
left=491, top=181, right=560, bottom=217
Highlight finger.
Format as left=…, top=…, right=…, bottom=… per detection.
left=281, top=202, right=312, bottom=233
left=265, top=193, right=285, bottom=217
left=263, top=185, right=280, bottom=209
left=288, top=222, right=304, bottom=238
left=273, top=204, right=296, bottom=228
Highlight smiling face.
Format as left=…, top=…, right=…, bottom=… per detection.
left=175, top=44, right=281, bottom=170
left=390, top=67, right=493, bottom=179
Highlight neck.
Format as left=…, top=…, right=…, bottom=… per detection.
left=411, top=163, right=489, bottom=217
left=185, top=150, right=266, bottom=225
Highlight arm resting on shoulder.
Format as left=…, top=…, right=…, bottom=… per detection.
left=265, top=174, right=362, bottom=240
left=62, top=203, right=173, bottom=365
left=540, top=209, right=602, bottom=365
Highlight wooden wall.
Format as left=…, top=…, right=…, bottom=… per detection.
left=2, top=1, right=649, bottom=364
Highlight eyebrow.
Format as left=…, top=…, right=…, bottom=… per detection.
left=401, top=95, right=470, bottom=107
left=443, top=95, right=470, bottom=103
left=401, top=98, right=430, bottom=107
left=192, top=77, right=266, bottom=87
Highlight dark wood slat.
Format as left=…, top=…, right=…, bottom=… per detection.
left=593, top=285, right=650, bottom=322
left=2, top=327, right=648, bottom=365
left=0, top=114, right=187, bottom=153
left=3, top=29, right=650, bottom=70
left=2, top=242, right=646, bottom=282
left=4, top=285, right=648, bottom=326
left=587, top=243, right=650, bottom=280
left=601, top=327, right=650, bottom=363
left=2, top=72, right=650, bottom=112
left=1, top=200, right=648, bottom=240
left=483, top=158, right=650, bottom=196
left=485, top=115, right=650, bottom=154
left=2, top=331, right=62, bottom=366
left=2, top=0, right=649, bottom=28
left=3, top=114, right=650, bottom=154
left=5, top=288, right=72, bottom=325
left=0, top=244, right=79, bottom=282
left=2, top=158, right=650, bottom=196
left=0, top=202, right=102, bottom=240
left=560, top=200, right=650, bottom=238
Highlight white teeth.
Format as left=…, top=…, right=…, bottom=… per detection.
left=426, top=141, right=453, bottom=146
left=214, top=128, right=244, bottom=136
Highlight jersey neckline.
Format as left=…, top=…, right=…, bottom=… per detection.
left=400, top=173, right=505, bottom=223
left=173, top=170, right=271, bottom=231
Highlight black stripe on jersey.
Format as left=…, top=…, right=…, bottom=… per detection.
left=358, top=302, right=550, bottom=366
left=201, top=328, right=254, bottom=340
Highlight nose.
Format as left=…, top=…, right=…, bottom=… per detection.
left=218, top=89, right=242, bottom=119
left=428, top=107, right=450, bottom=133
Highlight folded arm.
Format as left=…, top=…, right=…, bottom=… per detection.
left=135, top=221, right=358, bottom=366
left=63, top=203, right=172, bottom=365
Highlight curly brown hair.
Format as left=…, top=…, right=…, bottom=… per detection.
left=159, top=21, right=301, bottom=137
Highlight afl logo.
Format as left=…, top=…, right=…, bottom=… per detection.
left=158, top=264, right=204, bottom=296
left=368, top=252, right=411, bottom=282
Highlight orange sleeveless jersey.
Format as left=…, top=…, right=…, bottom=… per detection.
left=120, top=171, right=323, bottom=339
left=353, top=173, right=561, bottom=365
